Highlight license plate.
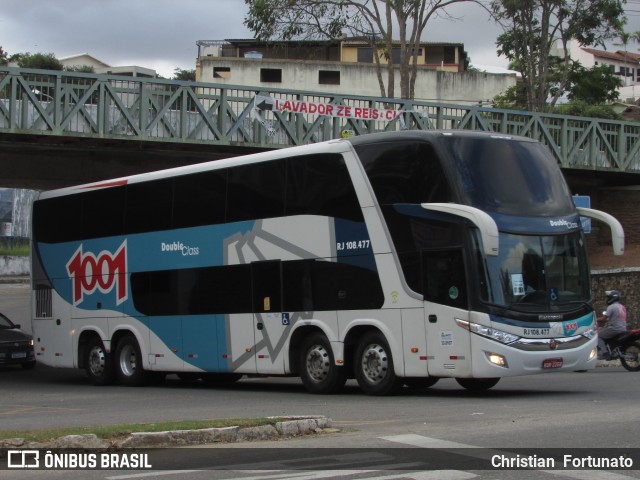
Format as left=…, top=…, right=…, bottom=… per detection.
left=11, top=352, right=27, bottom=359
left=542, top=358, right=563, bottom=369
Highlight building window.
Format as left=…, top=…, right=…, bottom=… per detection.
left=390, top=48, right=423, bottom=65
left=318, top=70, right=340, bottom=85
left=214, top=67, right=231, bottom=78
left=357, top=48, right=374, bottom=63
left=260, top=68, right=282, bottom=83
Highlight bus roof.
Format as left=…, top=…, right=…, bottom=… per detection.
left=37, top=130, right=534, bottom=200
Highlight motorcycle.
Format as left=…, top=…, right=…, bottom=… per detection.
left=601, top=328, right=640, bottom=371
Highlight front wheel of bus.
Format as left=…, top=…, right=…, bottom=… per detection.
left=456, top=377, right=500, bottom=391
left=115, top=335, right=147, bottom=386
left=85, top=338, right=115, bottom=386
left=354, top=332, right=402, bottom=396
left=299, top=333, right=346, bottom=394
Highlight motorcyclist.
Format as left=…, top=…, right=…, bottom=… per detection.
left=597, top=290, right=627, bottom=360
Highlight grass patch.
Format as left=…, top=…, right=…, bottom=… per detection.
left=0, top=238, right=29, bottom=257
left=0, top=417, right=276, bottom=444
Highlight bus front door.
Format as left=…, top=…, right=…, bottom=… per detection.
left=252, top=260, right=289, bottom=375
left=422, top=249, right=472, bottom=378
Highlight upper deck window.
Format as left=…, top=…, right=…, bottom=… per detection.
left=438, top=136, right=575, bottom=216
left=357, top=141, right=452, bottom=205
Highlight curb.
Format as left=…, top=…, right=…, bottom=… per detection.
left=1, top=416, right=337, bottom=450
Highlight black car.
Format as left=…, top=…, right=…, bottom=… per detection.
left=0, top=312, right=36, bottom=369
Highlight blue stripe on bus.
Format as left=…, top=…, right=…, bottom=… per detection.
left=150, top=314, right=230, bottom=372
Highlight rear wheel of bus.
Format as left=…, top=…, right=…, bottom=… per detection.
left=85, top=337, right=115, bottom=386
left=115, top=334, right=149, bottom=386
left=354, top=331, right=402, bottom=396
left=299, top=333, right=346, bottom=394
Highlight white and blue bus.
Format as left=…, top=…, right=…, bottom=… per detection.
left=31, top=131, right=624, bottom=395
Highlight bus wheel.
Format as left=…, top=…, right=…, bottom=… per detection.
left=299, top=333, right=346, bottom=394
left=85, top=338, right=115, bottom=386
left=115, top=335, right=147, bottom=386
left=354, top=332, right=402, bottom=396
left=404, top=377, right=439, bottom=389
left=456, top=377, right=500, bottom=391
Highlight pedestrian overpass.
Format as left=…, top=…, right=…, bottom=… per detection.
left=1, top=66, right=640, bottom=190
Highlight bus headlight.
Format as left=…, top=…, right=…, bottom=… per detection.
left=485, top=352, right=508, bottom=367
left=456, top=319, right=520, bottom=345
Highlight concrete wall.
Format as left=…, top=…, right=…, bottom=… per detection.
left=197, top=58, right=516, bottom=104
left=0, top=256, right=28, bottom=276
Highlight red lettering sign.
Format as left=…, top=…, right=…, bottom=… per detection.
left=66, top=241, right=128, bottom=306
left=274, top=99, right=400, bottom=121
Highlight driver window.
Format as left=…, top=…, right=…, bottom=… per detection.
left=422, top=249, right=467, bottom=309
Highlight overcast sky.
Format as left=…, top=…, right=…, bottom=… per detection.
left=2, top=0, right=639, bottom=78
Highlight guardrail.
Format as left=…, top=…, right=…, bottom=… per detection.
left=1, top=66, right=639, bottom=173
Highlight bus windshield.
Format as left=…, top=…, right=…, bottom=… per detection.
left=478, top=231, right=590, bottom=313
left=439, top=136, right=575, bottom=216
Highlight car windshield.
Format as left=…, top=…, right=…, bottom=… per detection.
left=477, top=231, right=590, bottom=313
left=0, top=314, right=14, bottom=328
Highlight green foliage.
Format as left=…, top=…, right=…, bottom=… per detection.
left=0, top=418, right=276, bottom=444
left=492, top=0, right=626, bottom=111
left=567, top=64, right=622, bottom=104
left=16, top=52, right=63, bottom=70
left=0, top=46, right=8, bottom=66
left=172, top=68, right=196, bottom=81
left=492, top=85, right=528, bottom=110
left=0, top=238, right=29, bottom=257
left=553, top=101, right=621, bottom=120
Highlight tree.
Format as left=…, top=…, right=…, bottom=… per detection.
left=567, top=64, right=622, bottom=104
left=0, top=47, right=8, bottom=66
left=15, top=52, right=63, bottom=70
left=244, top=0, right=476, bottom=99
left=172, top=68, right=196, bottom=81
left=492, top=0, right=625, bottom=112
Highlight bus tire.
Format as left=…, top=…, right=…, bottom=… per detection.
left=115, top=334, right=148, bottom=386
left=456, top=377, right=500, bottom=391
left=354, top=331, right=402, bottom=396
left=299, top=333, right=346, bottom=394
left=85, top=337, right=115, bottom=386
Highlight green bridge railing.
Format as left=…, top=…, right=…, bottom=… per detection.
left=1, top=66, right=639, bottom=174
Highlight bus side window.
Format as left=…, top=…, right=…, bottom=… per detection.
left=285, top=154, right=363, bottom=222
left=422, top=249, right=467, bottom=309
left=125, top=178, right=173, bottom=234
left=227, top=162, right=286, bottom=223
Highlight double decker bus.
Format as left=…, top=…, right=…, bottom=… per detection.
left=31, top=131, right=624, bottom=395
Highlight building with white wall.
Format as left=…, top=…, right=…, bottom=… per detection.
left=196, top=39, right=516, bottom=105
left=59, top=54, right=157, bottom=78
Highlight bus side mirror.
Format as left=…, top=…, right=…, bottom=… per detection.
left=576, top=207, right=624, bottom=256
